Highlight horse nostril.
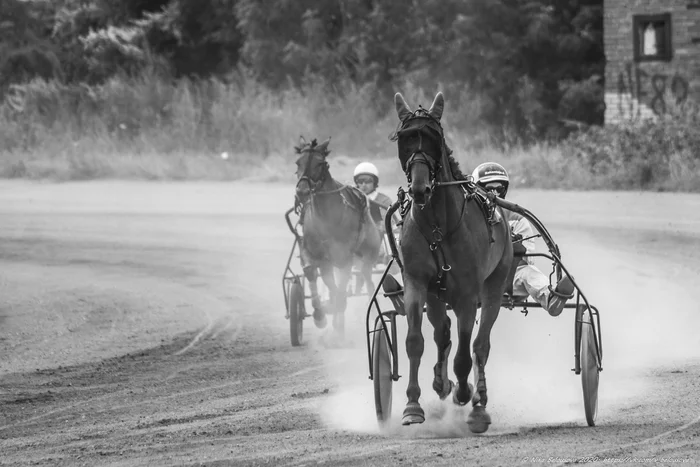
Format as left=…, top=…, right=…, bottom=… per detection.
left=424, top=186, right=432, bottom=196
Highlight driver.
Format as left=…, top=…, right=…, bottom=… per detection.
left=353, top=162, right=393, bottom=227
left=471, top=162, right=575, bottom=317
left=353, top=162, right=399, bottom=264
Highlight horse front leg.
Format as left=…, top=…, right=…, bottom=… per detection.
left=426, top=294, right=453, bottom=400
left=402, top=278, right=427, bottom=425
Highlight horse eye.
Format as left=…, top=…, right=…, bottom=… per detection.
left=404, top=133, right=420, bottom=143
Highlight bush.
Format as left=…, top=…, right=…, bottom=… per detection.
left=0, top=72, right=402, bottom=180
left=2, top=69, right=700, bottom=193
left=564, top=115, right=700, bottom=191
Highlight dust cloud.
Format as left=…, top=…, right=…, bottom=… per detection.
left=314, top=226, right=700, bottom=438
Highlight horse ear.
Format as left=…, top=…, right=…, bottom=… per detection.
left=299, top=135, right=307, bottom=146
left=395, top=92, right=412, bottom=122
left=317, top=138, right=331, bottom=156
left=428, top=92, right=444, bottom=121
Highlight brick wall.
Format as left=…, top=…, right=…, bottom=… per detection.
left=605, top=0, right=700, bottom=123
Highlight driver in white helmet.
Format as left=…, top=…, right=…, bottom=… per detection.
left=353, top=162, right=393, bottom=227
left=472, top=162, right=575, bottom=317
left=354, top=162, right=399, bottom=265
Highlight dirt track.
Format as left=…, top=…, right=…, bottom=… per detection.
left=1, top=181, right=699, bottom=467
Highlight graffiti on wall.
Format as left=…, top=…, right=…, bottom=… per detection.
left=616, top=62, right=689, bottom=117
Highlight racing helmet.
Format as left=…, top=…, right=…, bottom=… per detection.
left=353, top=162, right=379, bottom=186
left=472, top=162, right=510, bottom=198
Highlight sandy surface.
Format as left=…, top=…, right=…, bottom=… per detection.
left=1, top=180, right=699, bottom=466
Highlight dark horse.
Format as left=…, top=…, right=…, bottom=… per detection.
left=393, top=92, right=513, bottom=433
left=294, top=137, right=382, bottom=335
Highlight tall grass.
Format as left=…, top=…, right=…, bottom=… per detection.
left=1, top=72, right=699, bottom=192
left=0, top=72, right=402, bottom=181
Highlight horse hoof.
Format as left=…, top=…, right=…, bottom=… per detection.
left=467, top=405, right=491, bottom=434
left=313, top=313, right=327, bottom=329
left=401, top=403, right=425, bottom=425
left=434, top=379, right=454, bottom=400
left=452, top=382, right=473, bottom=406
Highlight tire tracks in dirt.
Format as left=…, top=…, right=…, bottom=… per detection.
left=556, top=414, right=700, bottom=466
left=0, top=351, right=342, bottom=434
left=4, top=182, right=699, bottom=466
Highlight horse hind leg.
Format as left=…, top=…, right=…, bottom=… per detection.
left=426, top=294, right=453, bottom=400
left=313, top=263, right=338, bottom=329
left=468, top=288, right=504, bottom=434
left=360, top=259, right=375, bottom=295
left=358, top=224, right=381, bottom=294
left=451, top=298, right=478, bottom=408
left=467, top=351, right=491, bottom=434
left=331, top=265, right=352, bottom=336
left=354, top=260, right=365, bottom=295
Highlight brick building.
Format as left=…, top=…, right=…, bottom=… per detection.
left=604, top=0, right=700, bottom=123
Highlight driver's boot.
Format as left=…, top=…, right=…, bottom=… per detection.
left=546, top=275, right=575, bottom=317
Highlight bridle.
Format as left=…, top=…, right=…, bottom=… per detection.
left=393, top=108, right=450, bottom=196
left=294, top=148, right=347, bottom=215
left=392, top=108, right=479, bottom=301
left=295, top=149, right=329, bottom=197
left=404, top=131, right=441, bottom=194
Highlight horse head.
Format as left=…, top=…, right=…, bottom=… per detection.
left=394, top=92, right=446, bottom=207
left=294, top=136, right=331, bottom=203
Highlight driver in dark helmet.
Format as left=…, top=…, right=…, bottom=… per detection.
left=472, top=162, right=575, bottom=317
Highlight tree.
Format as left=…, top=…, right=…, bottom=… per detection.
left=2, top=0, right=604, bottom=142
left=0, top=0, right=63, bottom=92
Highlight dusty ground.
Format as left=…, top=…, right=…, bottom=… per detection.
left=1, top=181, right=699, bottom=467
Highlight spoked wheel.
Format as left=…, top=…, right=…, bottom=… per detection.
left=372, top=318, right=393, bottom=427
left=289, top=282, right=305, bottom=346
left=580, top=307, right=600, bottom=426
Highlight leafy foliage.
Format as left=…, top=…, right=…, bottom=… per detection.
left=565, top=113, right=700, bottom=190
left=2, top=0, right=604, bottom=143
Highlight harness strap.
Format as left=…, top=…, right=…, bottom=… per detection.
left=409, top=193, right=468, bottom=302
left=302, top=183, right=372, bottom=264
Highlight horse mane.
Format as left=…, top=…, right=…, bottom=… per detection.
left=445, top=151, right=466, bottom=180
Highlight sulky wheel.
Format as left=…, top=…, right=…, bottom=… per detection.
left=372, top=318, right=393, bottom=427
left=580, top=307, right=600, bottom=426
left=289, top=281, right=305, bottom=347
